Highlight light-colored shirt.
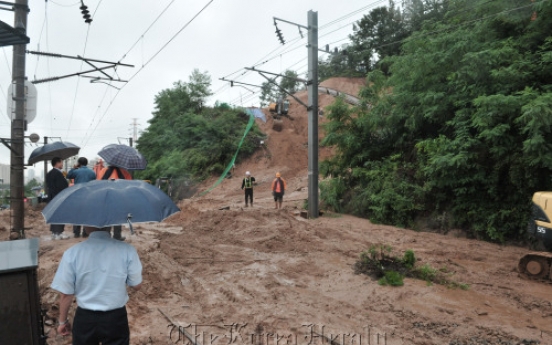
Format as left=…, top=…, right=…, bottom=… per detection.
left=51, top=231, right=142, bottom=311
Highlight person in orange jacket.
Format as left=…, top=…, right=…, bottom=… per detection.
left=96, top=165, right=132, bottom=180
left=96, top=165, right=132, bottom=240
left=271, top=172, right=287, bottom=209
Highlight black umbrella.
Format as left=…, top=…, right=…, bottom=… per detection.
left=42, top=180, right=180, bottom=233
left=28, top=141, right=80, bottom=165
left=98, top=144, right=147, bottom=170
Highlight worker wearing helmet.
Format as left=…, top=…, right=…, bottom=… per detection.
left=241, top=171, right=256, bottom=207
left=271, top=172, right=287, bottom=209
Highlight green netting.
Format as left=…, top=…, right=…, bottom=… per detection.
left=200, top=111, right=255, bottom=196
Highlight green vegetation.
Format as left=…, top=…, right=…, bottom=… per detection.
left=319, top=0, right=447, bottom=79
left=378, top=271, right=404, bottom=286
left=260, top=70, right=302, bottom=106
left=321, top=0, right=552, bottom=241
left=136, top=70, right=264, bottom=197
left=356, top=247, right=468, bottom=289
left=417, top=264, right=437, bottom=282
left=402, top=249, right=416, bottom=268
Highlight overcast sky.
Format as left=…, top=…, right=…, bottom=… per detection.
left=0, top=0, right=385, bottom=177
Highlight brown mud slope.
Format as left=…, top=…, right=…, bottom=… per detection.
left=320, top=77, right=366, bottom=96
left=198, top=77, right=366, bottom=197
left=5, top=78, right=549, bottom=345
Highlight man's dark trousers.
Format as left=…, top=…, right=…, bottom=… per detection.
left=245, top=188, right=253, bottom=205
left=72, top=306, right=129, bottom=345
left=50, top=224, right=64, bottom=235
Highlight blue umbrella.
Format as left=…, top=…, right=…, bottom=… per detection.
left=42, top=180, right=179, bottom=233
left=28, top=141, right=80, bottom=165
left=98, top=144, right=147, bottom=170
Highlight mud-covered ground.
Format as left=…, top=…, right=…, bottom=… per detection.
left=3, top=78, right=550, bottom=345
left=7, top=190, right=549, bottom=345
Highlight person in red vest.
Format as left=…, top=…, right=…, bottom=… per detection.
left=96, top=165, right=132, bottom=240
left=271, top=172, right=287, bottom=210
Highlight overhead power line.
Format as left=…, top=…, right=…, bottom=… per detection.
left=119, top=0, right=177, bottom=61
left=66, top=0, right=103, bottom=137
left=81, top=0, right=216, bottom=148
left=49, top=0, right=80, bottom=7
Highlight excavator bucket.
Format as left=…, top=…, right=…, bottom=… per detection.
left=272, top=119, right=283, bottom=132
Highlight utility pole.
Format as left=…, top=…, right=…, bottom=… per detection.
left=130, top=118, right=139, bottom=143
left=307, top=10, right=319, bottom=219
left=10, top=0, right=29, bottom=239
left=246, top=11, right=319, bottom=218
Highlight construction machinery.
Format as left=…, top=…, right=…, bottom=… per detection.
left=268, top=97, right=290, bottom=118
left=518, top=192, right=552, bottom=280
left=268, top=98, right=290, bottom=132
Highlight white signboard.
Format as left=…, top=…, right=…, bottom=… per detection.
left=7, top=80, right=37, bottom=123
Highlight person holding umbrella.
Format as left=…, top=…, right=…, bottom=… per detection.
left=66, top=157, right=96, bottom=238
left=46, top=157, right=69, bottom=240
left=95, top=144, right=147, bottom=241
left=96, top=165, right=132, bottom=241
left=45, top=179, right=179, bottom=343
left=96, top=165, right=132, bottom=181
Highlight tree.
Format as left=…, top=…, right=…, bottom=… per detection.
left=188, top=69, right=212, bottom=113
left=136, top=70, right=264, bottom=193
left=259, top=79, right=277, bottom=107
left=321, top=0, right=552, bottom=240
left=349, top=1, right=409, bottom=72
left=318, top=0, right=449, bottom=80
left=278, top=70, right=300, bottom=96
left=24, top=178, right=41, bottom=197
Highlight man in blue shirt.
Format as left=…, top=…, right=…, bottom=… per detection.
left=51, top=226, right=142, bottom=344
left=66, top=157, right=96, bottom=238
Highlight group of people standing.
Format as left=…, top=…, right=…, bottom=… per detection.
left=241, top=171, right=287, bottom=209
left=46, top=156, right=131, bottom=241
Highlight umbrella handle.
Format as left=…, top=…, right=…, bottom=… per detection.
left=127, top=214, right=134, bottom=235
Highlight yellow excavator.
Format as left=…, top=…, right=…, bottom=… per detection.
left=518, top=192, right=552, bottom=280
left=268, top=98, right=290, bottom=118
left=268, top=98, right=290, bottom=132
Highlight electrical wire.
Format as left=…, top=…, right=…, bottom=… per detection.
left=80, top=83, right=113, bottom=146
left=118, top=0, right=177, bottom=61
left=319, top=0, right=387, bottom=30
left=216, top=0, right=379, bottom=94
left=2, top=49, right=10, bottom=78
left=79, top=0, right=178, bottom=146
left=33, top=1, right=49, bottom=79
left=44, top=5, right=54, bottom=132
left=49, top=0, right=80, bottom=7
left=218, top=0, right=388, bottom=89
left=81, top=0, right=216, bottom=148
left=223, top=0, right=538, bottom=107
left=66, top=0, right=103, bottom=137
